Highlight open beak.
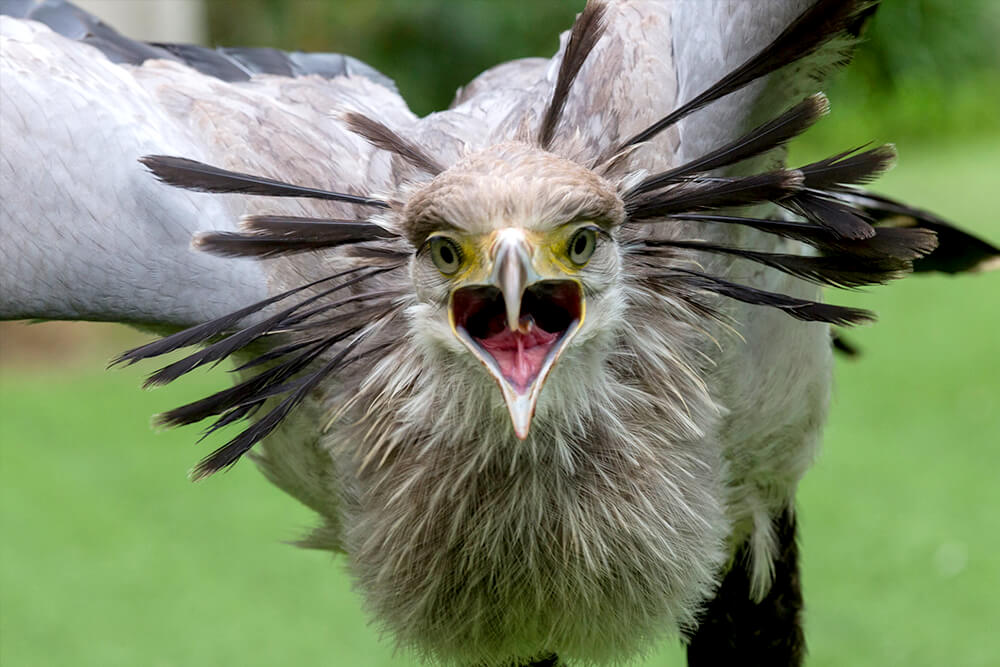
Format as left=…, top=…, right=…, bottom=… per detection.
left=449, top=230, right=584, bottom=439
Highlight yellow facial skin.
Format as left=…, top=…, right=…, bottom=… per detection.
left=427, top=221, right=601, bottom=286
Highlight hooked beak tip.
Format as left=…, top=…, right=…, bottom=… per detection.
left=505, top=390, right=536, bottom=440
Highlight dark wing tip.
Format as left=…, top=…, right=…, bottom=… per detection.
left=838, top=191, right=1000, bottom=275
left=832, top=332, right=862, bottom=358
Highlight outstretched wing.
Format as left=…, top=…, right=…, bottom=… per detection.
left=562, top=0, right=996, bottom=270
left=0, top=0, right=405, bottom=329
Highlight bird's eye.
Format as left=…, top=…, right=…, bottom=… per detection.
left=567, top=227, right=597, bottom=266
left=429, top=236, right=463, bottom=275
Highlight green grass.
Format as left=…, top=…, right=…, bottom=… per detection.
left=1, top=138, right=997, bottom=666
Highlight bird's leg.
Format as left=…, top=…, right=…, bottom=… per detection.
left=476, top=652, right=559, bottom=667
left=685, top=508, right=805, bottom=667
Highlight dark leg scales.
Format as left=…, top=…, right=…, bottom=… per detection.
left=525, top=654, right=559, bottom=667
left=686, top=508, right=805, bottom=667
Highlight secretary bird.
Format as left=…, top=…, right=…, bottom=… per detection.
left=1, top=1, right=996, bottom=665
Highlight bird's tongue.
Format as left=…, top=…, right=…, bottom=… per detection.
left=476, top=324, right=559, bottom=392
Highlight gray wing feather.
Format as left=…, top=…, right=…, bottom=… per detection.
left=0, top=10, right=408, bottom=328
left=450, top=57, right=550, bottom=110
left=531, top=1, right=840, bottom=173
left=0, top=17, right=268, bottom=326
left=670, top=0, right=827, bottom=167
left=1, top=0, right=398, bottom=89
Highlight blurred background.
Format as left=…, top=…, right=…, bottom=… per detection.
left=1, top=1, right=998, bottom=666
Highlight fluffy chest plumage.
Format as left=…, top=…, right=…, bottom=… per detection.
left=311, top=305, right=729, bottom=664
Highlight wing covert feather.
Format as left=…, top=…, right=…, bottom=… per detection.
left=0, top=15, right=412, bottom=328
left=0, top=17, right=268, bottom=327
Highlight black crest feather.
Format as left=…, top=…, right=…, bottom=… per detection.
left=343, top=112, right=446, bottom=175
left=798, top=144, right=897, bottom=190
left=122, top=259, right=402, bottom=476
left=671, top=213, right=937, bottom=261
left=190, top=329, right=376, bottom=480
left=158, top=302, right=398, bottom=435
left=630, top=94, right=830, bottom=195
left=538, top=1, right=608, bottom=150
left=194, top=216, right=397, bottom=258
left=776, top=146, right=897, bottom=239
left=783, top=191, right=875, bottom=240
left=140, top=269, right=397, bottom=388
left=641, top=239, right=913, bottom=288
left=626, top=171, right=803, bottom=220
left=155, top=338, right=336, bottom=429
left=662, top=269, right=876, bottom=326
left=615, top=0, right=875, bottom=151
left=111, top=267, right=371, bottom=368
left=140, top=155, right=390, bottom=208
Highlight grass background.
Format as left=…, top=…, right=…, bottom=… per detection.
left=2, top=1, right=999, bottom=665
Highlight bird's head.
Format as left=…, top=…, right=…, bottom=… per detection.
left=401, top=142, right=626, bottom=438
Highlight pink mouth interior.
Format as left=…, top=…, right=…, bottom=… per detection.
left=477, top=325, right=559, bottom=391
left=452, top=281, right=581, bottom=393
